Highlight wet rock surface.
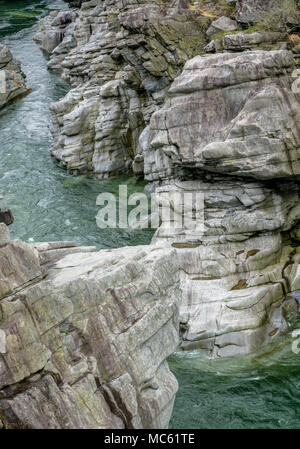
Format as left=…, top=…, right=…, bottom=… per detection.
left=0, top=43, right=29, bottom=109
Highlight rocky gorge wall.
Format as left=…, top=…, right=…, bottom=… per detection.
left=0, top=43, right=29, bottom=109
left=32, top=0, right=300, bottom=357
left=0, top=224, right=179, bottom=428
left=1, top=0, right=300, bottom=429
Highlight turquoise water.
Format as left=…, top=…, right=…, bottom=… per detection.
left=1, top=0, right=300, bottom=430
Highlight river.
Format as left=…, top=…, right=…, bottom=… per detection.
left=1, top=0, right=300, bottom=430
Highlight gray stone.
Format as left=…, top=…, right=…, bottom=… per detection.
left=0, top=230, right=180, bottom=429
left=206, top=16, right=238, bottom=38
left=35, top=0, right=209, bottom=178
left=205, top=31, right=289, bottom=52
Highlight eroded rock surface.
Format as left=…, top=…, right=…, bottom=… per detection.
left=205, top=31, right=290, bottom=52
left=31, top=1, right=300, bottom=362
left=145, top=50, right=300, bottom=181
left=235, top=0, right=300, bottom=25
left=143, top=48, right=300, bottom=357
left=0, top=44, right=29, bottom=109
left=0, top=226, right=179, bottom=428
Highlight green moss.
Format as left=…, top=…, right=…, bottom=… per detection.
left=179, top=35, right=207, bottom=57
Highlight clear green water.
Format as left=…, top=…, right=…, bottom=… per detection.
left=1, top=0, right=300, bottom=430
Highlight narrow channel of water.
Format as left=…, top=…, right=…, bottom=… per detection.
left=1, top=0, right=300, bottom=430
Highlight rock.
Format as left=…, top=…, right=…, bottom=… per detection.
left=168, top=0, right=190, bottom=14
left=235, top=0, right=300, bottom=25
left=0, top=223, right=10, bottom=245
left=139, top=48, right=300, bottom=358
left=0, top=224, right=42, bottom=300
left=33, top=10, right=74, bottom=54
left=31, top=0, right=300, bottom=363
left=0, top=208, right=14, bottom=226
left=35, top=0, right=209, bottom=178
left=0, top=229, right=180, bottom=428
left=205, top=31, right=290, bottom=52
left=150, top=180, right=300, bottom=357
left=33, top=241, right=97, bottom=266
left=0, top=44, right=29, bottom=109
left=235, top=0, right=277, bottom=23
left=206, top=16, right=238, bottom=38
left=144, top=50, right=300, bottom=181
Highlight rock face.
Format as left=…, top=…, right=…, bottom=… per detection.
left=0, top=44, right=29, bottom=109
left=33, top=10, right=73, bottom=54
left=0, top=226, right=179, bottom=429
left=34, top=0, right=209, bottom=178
left=142, top=48, right=300, bottom=357
left=3, top=0, right=300, bottom=431
left=145, top=50, right=300, bottom=181
left=30, top=0, right=300, bottom=362
left=152, top=181, right=300, bottom=356
left=205, top=31, right=290, bottom=52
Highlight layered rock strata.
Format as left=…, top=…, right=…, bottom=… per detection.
left=31, top=1, right=300, bottom=359
left=34, top=0, right=209, bottom=178
left=143, top=47, right=300, bottom=356
left=0, top=225, right=179, bottom=429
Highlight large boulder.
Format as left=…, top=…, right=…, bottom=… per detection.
left=34, top=0, right=209, bottom=178
left=0, top=44, right=29, bottom=109
left=0, top=230, right=180, bottom=429
left=206, top=16, right=238, bottom=38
